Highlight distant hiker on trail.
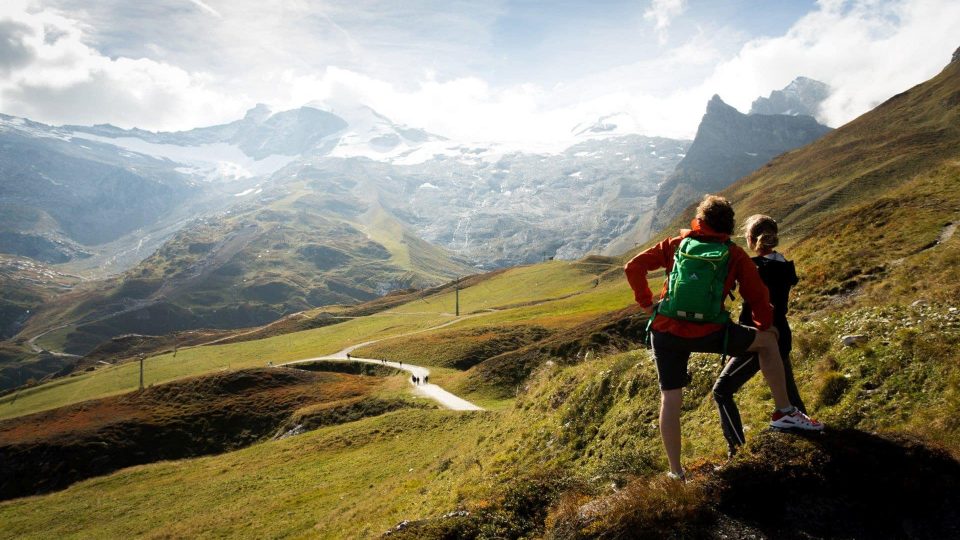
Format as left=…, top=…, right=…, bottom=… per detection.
left=346, top=353, right=351, bottom=359
left=625, top=195, right=822, bottom=481
left=424, top=375, right=429, bottom=384
left=713, top=215, right=812, bottom=458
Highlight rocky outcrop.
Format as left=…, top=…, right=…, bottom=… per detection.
left=750, top=76, right=831, bottom=118
left=650, top=95, right=831, bottom=234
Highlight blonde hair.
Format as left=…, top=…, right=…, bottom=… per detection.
left=743, top=214, right=779, bottom=252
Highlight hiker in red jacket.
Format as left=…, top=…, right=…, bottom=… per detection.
left=625, top=195, right=822, bottom=480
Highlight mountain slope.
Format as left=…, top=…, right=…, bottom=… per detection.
left=696, top=48, right=960, bottom=310
left=651, top=95, right=831, bottom=234
left=16, top=175, right=475, bottom=355
left=0, top=115, right=207, bottom=261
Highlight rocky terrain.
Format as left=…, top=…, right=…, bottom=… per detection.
left=651, top=94, right=831, bottom=234
left=749, top=76, right=831, bottom=118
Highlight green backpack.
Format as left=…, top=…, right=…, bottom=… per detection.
left=656, top=237, right=732, bottom=325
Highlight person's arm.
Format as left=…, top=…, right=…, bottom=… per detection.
left=786, top=260, right=799, bottom=287
left=734, top=251, right=774, bottom=330
left=624, top=238, right=671, bottom=309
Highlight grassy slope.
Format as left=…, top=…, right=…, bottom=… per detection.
left=355, top=203, right=473, bottom=283
left=13, top=180, right=476, bottom=356
left=0, top=368, right=420, bottom=501
left=0, top=258, right=624, bottom=420
left=702, top=58, right=960, bottom=309
left=0, top=312, right=447, bottom=420
left=0, top=410, right=490, bottom=540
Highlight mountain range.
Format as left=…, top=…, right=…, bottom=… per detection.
left=651, top=92, right=832, bottom=234
left=1, top=77, right=831, bottom=365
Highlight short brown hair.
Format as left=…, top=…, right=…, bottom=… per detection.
left=696, top=194, right=735, bottom=235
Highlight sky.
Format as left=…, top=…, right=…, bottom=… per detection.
left=0, top=0, right=958, bottom=148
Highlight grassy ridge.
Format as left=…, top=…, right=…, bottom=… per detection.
left=0, top=312, right=447, bottom=420
left=0, top=409, right=490, bottom=540
left=2, top=255, right=625, bottom=421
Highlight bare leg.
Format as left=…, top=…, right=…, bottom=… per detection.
left=747, top=330, right=791, bottom=410
left=660, top=388, right=683, bottom=474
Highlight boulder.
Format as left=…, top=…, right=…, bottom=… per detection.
left=841, top=335, right=868, bottom=347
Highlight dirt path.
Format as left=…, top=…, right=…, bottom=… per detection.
left=282, top=354, right=483, bottom=411
left=26, top=324, right=81, bottom=359
left=279, top=314, right=486, bottom=411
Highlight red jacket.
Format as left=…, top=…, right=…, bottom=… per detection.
left=624, top=219, right=773, bottom=338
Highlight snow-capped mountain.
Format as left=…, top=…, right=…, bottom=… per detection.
left=750, top=76, right=831, bottom=120
left=570, top=112, right=646, bottom=139
left=0, top=113, right=235, bottom=269
left=1, top=99, right=695, bottom=276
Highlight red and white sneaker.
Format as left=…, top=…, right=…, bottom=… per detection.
left=770, top=407, right=824, bottom=432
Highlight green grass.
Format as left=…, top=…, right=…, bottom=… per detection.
left=0, top=409, right=491, bottom=540
left=0, top=313, right=449, bottom=420
left=351, top=204, right=474, bottom=281
left=355, top=280, right=633, bottom=365
left=388, top=260, right=608, bottom=315
left=31, top=324, right=73, bottom=352
left=1, top=257, right=625, bottom=421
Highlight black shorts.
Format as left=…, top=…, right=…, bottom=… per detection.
left=651, top=324, right=757, bottom=391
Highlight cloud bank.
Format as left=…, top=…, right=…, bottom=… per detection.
left=0, top=0, right=957, bottom=148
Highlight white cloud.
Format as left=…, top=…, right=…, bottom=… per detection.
left=644, top=0, right=687, bottom=44
left=696, top=0, right=960, bottom=127
left=0, top=2, right=248, bottom=129
left=0, top=0, right=957, bottom=148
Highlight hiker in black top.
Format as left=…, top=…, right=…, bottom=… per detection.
left=713, top=214, right=808, bottom=457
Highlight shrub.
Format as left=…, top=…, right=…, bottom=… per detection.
left=817, top=371, right=849, bottom=407
left=545, top=475, right=711, bottom=539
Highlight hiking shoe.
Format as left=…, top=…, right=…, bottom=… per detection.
left=770, top=407, right=824, bottom=432
left=666, top=470, right=686, bottom=482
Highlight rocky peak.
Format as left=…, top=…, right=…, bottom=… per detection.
left=707, top=94, right=731, bottom=111
left=953, top=45, right=960, bottom=64
left=243, top=103, right=272, bottom=123
left=750, top=76, right=830, bottom=118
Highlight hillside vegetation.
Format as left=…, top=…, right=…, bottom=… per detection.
left=710, top=53, right=960, bottom=309
left=15, top=179, right=474, bottom=356
left=0, top=368, right=417, bottom=500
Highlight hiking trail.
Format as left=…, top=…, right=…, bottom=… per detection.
left=279, top=314, right=486, bottom=411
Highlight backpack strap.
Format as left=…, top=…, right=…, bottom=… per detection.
left=644, top=301, right=660, bottom=347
